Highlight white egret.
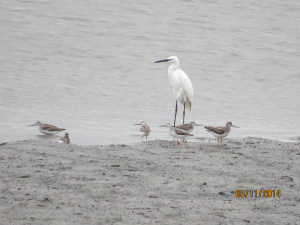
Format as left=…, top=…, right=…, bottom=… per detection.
left=204, top=121, right=239, bottom=146
left=155, top=56, right=193, bottom=126
left=28, top=121, right=66, bottom=135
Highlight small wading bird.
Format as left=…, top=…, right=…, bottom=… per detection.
left=175, top=121, right=202, bottom=141
left=204, top=121, right=239, bottom=146
left=175, top=121, right=202, bottom=134
left=59, top=132, right=70, bottom=144
left=159, top=123, right=193, bottom=146
left=28, top=121, right=66, bottom=135
left=155, top=56, right=193, bottom=126
left=134, top=121, right=151, bottom=141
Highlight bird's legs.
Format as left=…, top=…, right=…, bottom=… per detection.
left=217, top=138, right=220, bottom=146
left=176, top=139, right=179, bottom=146
left=221, top=138, right=223, bottom=146
left=174, top=101, right=178, bottom=126
left=183, top=102, right=185, bottom=124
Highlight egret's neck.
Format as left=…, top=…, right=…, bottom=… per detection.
left=168, top=61, right=180, bottom=75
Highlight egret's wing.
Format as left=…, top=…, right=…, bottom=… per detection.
left=204, top=126, right=225, bottom=134
left=169, top=70, right=182, bottom=95
left=179, top=69, right=193, bottom=110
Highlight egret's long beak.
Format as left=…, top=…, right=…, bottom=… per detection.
left=155, top=59, right=171, bottom=63
left=158, top=125, right=167, bottom=127
left=232, top=125, right=239, bottom=128
left=28, top=124, right=37, bottom=127
left=134, top=123, right=142, bottom=125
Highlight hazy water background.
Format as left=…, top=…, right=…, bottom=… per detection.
left=1, top=0, right=299, bottom=145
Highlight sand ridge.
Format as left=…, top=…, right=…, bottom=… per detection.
left=0, top=138, right=299, bottom=224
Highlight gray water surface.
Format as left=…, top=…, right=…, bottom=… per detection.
left=1, top=0, right=299, bottom=145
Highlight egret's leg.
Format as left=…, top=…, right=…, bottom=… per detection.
left=174, top=101, right=178, bottom=126
left=183, top=102, right=186, bottom=124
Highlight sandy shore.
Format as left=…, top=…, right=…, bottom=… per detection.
left=0, top=137, right=299, bottom=224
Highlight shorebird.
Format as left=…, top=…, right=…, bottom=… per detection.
left=175, top=121, right=202, bottom=141
left=159, top=123, right=193, bottom=146
left=155, top=56, right=193, bottom=126
left=59, top=132, right=70, bottom=144
left=134, top=121, right=151, bottom=141
left=175, top=121, right=202, bottom=133
left=204, top=121, right=239, bottom=146
left=28, top=121, right=66, bottom=135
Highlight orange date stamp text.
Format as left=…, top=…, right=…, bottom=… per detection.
left=236, top=189, right=281, bottom=198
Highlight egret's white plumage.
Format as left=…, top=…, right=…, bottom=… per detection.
left=155, top=56, right=193, bottom=125
left=167, top=57, right=193, bottom=110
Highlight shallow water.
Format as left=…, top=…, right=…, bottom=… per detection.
left=1, top=0, right=299, bottom=145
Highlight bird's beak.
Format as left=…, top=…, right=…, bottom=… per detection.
left=28, top=124, right=36, bottom=127
left=232, top=125, right=239, bottom=128
left=194, top=124, right=203, bottom=126
left=158, top=125, right=167, bottom=127
left=134, top=123, right=142, bottom=125
left=155, top=59, right=171, bottom=63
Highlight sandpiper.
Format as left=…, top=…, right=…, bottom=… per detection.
left=28, top=121, right=66, bottom=135
left=175, top=121, right=202, bottom=141
left=134, top=121, right=151, bottom=141
left=59, top=132, right=70, bottom=144
left=204, top=121, right=239, bottom=146
left=159, top=123, right=193, bottom=146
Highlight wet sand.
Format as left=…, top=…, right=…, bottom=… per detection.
left=0, top=138, right=299, bottom=224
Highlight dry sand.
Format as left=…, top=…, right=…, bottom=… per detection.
left=0, top=138, right=299, bottom=224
